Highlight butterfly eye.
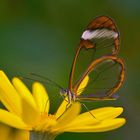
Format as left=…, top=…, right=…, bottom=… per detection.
left=60, top=89, right=67, bottom=95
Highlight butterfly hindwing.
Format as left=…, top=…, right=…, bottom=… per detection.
left=74, top=56, right=125, bottom=100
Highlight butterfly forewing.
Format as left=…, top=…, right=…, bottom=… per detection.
left=74, top=56, right=125, bottom=100
left=69, top=16, right=120, bottom=91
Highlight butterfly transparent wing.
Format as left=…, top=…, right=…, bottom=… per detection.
left=74, top=56, right=125, bottom=100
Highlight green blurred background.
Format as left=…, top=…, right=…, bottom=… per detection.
left=0, top=0, right=140, bottom=139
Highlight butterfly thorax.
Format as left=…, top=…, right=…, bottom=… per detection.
left=60, top=89, right=76, bottom=104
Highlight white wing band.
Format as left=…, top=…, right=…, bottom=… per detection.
left=82, top=29, right=118, bottom=40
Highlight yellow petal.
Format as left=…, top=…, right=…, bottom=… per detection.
left=12, top=78, right=40, bottom=125
left=12, top=78, right=37, bottom=110
left=55, top=98, right=69, bottom=119
left=64, top=118, right=126, bottom=132
left=70, top=107, right=123, bottom=124
left=65, top=112, right=99, bottom=127
left=32, top=82, right=50, bottom=113
left=52, top=102, right=81, bottom=132
left=0, top=109, right=30, bottom=130
left=89, top=107, right=123, bottom=120
left=0, top=71, right=22, bottom=116
left=63, top=107, right=123, bottom=130
left=77, top=75, right=89, bottom=95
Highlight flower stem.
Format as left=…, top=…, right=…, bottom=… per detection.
left=30, top=131, right=56, bottom=140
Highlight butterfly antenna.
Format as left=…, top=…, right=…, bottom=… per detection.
left=21, top=76, right=61, bottom=89
left=30, top=73, right=63, bottom=89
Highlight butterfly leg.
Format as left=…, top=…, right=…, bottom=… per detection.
left=81, top=103, right=97, bottom=119
left=65, top=91, right=73, bottom=109
left=59, top=91, right=69, bottom=102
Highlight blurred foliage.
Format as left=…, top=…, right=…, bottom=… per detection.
left=0, top=0, right=140, bottom=139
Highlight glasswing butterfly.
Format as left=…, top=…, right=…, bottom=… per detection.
left=59, top=16, right=125, bottom=105
left=28, top=16, right=125, bottom=108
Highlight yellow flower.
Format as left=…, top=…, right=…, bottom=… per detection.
left=0, top=71, right=126, bottom=140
